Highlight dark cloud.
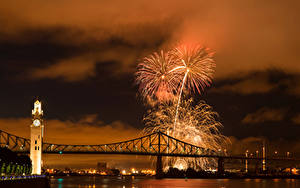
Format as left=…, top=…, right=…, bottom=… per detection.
left=211, top=72, right=279, bottom=95
left=242, top=107, right=287, bottom=124
left=1, top=0, right=300, bottom=80
left=210, top=70, right=300, bottom=97
left=285, top=77, right=300, bottom=97
left=202, top=71, right=300, bottom=141
left=0, top=25, right=176, bottom=82
left=292, top=114, right=300, bottom=125
left=29, top=55, right=97, bottom=82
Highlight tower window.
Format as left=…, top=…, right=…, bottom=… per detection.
left=35, top=140, right=37, bottom=144
left=38, top=146, right=39, bottom=150
left=35, top=146, right=37, bottom=150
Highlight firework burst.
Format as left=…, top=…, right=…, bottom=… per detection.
left=171, top=44, right=215, bottom=94
left=136, top=44, right=224, bottom=170
left=135, top=50, right=180, bottom=102
left=171, top=45, right=215, bottom=128
left=143, top=99, right=230, bottom=170
left=136, top=44, right=215, bottom=103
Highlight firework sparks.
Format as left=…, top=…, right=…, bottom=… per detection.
left=143, top=99, right=230, bottom=170
left=135, top=44, right=215, bottom=104
left=171, top=44, right=215, bottom=94
left=171, top=44, right=215, bottom=129
left=135, top=50, right=180, bottom=102
left=136, top=45, right=222, bottom=170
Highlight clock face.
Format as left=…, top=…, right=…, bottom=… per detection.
left=33, top=119, right=41, bottom=127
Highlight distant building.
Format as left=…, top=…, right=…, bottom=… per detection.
left=97, top=162, right=107, bottom=172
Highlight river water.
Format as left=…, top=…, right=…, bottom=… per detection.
left=50, top=176, right=300, bottom=188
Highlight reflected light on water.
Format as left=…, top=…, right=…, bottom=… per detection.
left=57, top=178, right=63, bottom=188
left=50, top=176, right=300, bottom=188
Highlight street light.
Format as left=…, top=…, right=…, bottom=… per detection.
left=245, top=150, right=249, bottom=173
left=262, top=144, right=266, bottom=172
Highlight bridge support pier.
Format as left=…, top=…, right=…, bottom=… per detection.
left=156, top=155, right=163, bottom=179
left=217, top=157, right=224, bottom=175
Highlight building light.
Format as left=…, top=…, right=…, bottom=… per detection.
left=32, top=100, right=43, bottom=116
left=292, top=168, right=297, bottom=175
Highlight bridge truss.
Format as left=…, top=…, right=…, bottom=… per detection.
left=0, top=130, right=221, bottom=157
left=1, top=129, right=300, bottom=177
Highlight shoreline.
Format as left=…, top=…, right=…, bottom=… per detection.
left=0, top=176, right=49, bottom=188
left=47, top=174, right=300, bottom=179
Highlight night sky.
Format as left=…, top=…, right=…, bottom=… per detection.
left=1, top=0, right=300, bottom=169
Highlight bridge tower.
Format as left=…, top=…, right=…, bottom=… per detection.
left=30, top=99, right=44, bottom=175
left=155, top=131, right=163, bottom=179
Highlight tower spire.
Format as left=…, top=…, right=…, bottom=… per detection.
left=32, top=99, right=43, bottom=116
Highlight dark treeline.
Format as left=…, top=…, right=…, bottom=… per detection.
left=0, top=147, right=31, bottom=175
left=164, top=167, right=222, bottom=178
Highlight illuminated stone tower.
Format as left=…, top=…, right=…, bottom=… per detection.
left=30, top=100, right=44, bottom=175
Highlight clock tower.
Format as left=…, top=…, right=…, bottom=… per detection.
left=30, top=99, right=44, bottom=175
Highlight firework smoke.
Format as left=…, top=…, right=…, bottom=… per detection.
left=143, top=99, right=230, bottom=170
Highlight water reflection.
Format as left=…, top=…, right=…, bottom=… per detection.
left=50, top=176, right=300, bottom=188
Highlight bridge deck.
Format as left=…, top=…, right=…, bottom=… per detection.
left=1, top=129, right=300, bottom=161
